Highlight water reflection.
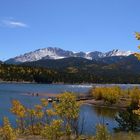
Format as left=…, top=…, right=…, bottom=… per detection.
left=79, top=104, right=118, bottom=135
left=93, top=106, right=118, bottom=119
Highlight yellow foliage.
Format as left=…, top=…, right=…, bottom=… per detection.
left=130, top=87, right=140, bottom=104
left=0, top=117, right=17, bottom=140
left=46, top=109, right=56, bottom=117
left=27, top=109, right=36, bottom=116
left=95, top=124, right=111, bottom=140
left=55, top=92, right=80, bottom=120
left=133, top=100, right=140, bottom=116
left=54, top=92, right=80, bottom=137
left=92, top=86, right=121, bottom=104
left=135, top=32, right=140, bottom=60
left=91, top=87, right=103, bottom=100
left=134, top=53, right=140, bottom=60
left=41, top=98, right=48, bottom=107
left=135, top=32, right=140, bottom=40
left=34, top=105, right=44, bottom=119
left=11, top=100, right=26, bottom=133
left=26, top=123, right=43, bottom=135
left=8, top=93, right=80, bottom=138
left=26, top=105, right=44, bottom=135
left=11, top=100, right=26, bottom=118
left=41, top=119, right=63, bottom=140
left=133, top=109, right=140, bottom=116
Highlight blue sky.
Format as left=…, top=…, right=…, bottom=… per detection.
left=0, top=0, right=140, bottom=60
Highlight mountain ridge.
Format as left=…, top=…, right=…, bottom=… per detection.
left=22, top=55, right=138, bottom=70
left=1, top=55, right=140, bottom=84
left=5, top=47, right=134, bottom=64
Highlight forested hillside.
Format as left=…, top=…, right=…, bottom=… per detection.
left=1, top=55, right=140, bottom=83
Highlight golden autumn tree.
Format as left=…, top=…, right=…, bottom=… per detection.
left=95, top=124, right=111, bottom=140
left=92, top=86, right=121, bottom=104
left=54, top=92, right=80, bottom=137
left=0, top=117, right=17, bottom=140
left=133, top=100, right=140, bottom=116
left=11, top=100, right=26, bottom=133
left=26, top=104, right=44, bottom=135
left=134, top=32, right=140, bottom=59
left=135, top=32, right=140, bottom=40
left=41, top=119, right=63, bottom=140
left=133, top=32, right=140, bottom=116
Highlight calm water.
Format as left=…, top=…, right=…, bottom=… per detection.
left=0, top=83, right=140, bottom=135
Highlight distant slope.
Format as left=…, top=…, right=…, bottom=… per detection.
left=22, top=57, right=105, bottom=69
left=22, top=55, right=140, bottom=73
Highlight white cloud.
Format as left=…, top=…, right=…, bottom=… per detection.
left=1, top=19, right=28, bottom=28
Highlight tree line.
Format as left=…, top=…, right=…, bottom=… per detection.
left=1, top=63, right=140, bottom=84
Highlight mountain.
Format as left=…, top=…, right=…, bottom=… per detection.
left=6, top=47, right=72, bottom=64
left=22, top=54, right=140, bottom=73
left=5, top=47, right=134, bottom=64
left=1, top=55, right=140, bottom=84
left=0, top=60, right=3, bottom=64
left=18, top=55, right=140, bottom=83
left=22, top=57, right=100, bottom=70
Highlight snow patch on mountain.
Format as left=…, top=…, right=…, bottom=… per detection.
left=105, top=49, right=133, bottom=57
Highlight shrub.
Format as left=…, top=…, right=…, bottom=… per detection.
left=91, top=87, right=103, bottom=100
left=115, top=103, right=140, bottom=131
left=92, top=86, right=121, bottom=104
left=10, top=100, right=26, bottom=133
left=130, top=87, right=140, bottom=105
left=0, top=117, right=17, bottom=140
left=95, top=124, right=111, bottom=140
left=54, top=92, right=80, bottom=136
left=41, top=119, right=63, bottom=140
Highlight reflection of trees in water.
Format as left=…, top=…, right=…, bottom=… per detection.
left=93, top=106, right=118, bottom=119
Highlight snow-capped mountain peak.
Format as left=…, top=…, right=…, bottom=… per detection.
left=5, top=47, right=134, bottom=64
left=105, top=49, right=133, bottom=57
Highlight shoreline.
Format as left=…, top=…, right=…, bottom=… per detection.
left=22, top=92, right=128, bottom=110
left=0, top=81, right=140, bottom=86
left=0, top=81, right=36, bottom=84
left=82, top=99, right=127, bottom=110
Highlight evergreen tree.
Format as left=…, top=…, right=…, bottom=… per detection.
left=115, top=103, right=140, bottom=131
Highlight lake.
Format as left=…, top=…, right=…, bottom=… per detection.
left=0, top=83, right=140, bottom=135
